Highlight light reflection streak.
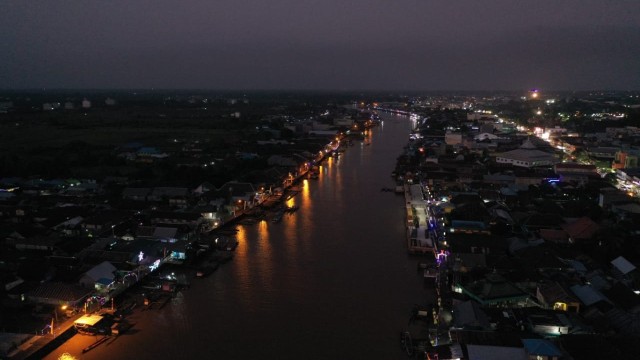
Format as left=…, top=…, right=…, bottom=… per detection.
left=334, top=165, right=343, bottom=199
left=256, top=221, right=273, bottom=287
left=233, top=225, right=273, bottom=307
left=283, top=196, right=299, bottom=261
left=233, top=226, right=251, bottom=308
left=298, top=170, right=313, bottom=257
left=325, top=156, right=333, bottom=176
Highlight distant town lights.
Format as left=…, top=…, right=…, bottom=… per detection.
left=530, top=89, right=539, bottom=99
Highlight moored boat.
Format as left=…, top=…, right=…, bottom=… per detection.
left=196, top=262, right=219, bottom=278
left=272, top=210, right=284, bottom=223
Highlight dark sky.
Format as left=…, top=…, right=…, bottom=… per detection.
left=1, top=0, right=639, bottom=91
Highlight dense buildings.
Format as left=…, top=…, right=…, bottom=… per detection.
left=1, top=90, right=640, bottom=359
left=386, top=91, right=640, bottom=359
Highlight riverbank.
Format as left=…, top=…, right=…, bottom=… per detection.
left=23, top=128, right=369, bottom=360
left=39, top=112, right=428, bottom=360
left=210, top=130, right=364, bottom=229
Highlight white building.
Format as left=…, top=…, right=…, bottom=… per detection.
left=474, top=132, right=499, bottom=141
left=467, top=113, right=498, bottom=122
left=495, top=138, right=557, bottom=168
left=333, top=117, right=354, bottom=127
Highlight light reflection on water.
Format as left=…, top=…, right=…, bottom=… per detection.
left=283, top=196, right=299, bottom=263
left=51, top=113, right=431, bottom=360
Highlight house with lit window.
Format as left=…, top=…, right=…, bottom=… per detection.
left=536, top=281, right=581, bottom=313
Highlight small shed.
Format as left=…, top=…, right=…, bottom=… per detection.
left=79, top=261, right=117, bottom=289
left=611, top=256, right=636, bottom=277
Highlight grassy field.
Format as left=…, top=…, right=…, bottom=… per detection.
left=0, top=124, right=232, bottom=149
left=0, top=109, right=238, bottom=150
left=0, top=108, right=246, bottom=180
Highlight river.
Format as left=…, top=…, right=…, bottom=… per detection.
left=45, top=112, right=432, bottom=360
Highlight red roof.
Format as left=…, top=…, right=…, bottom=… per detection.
left=562, top=217, right=600, bottom=240
left=539, top=229, right=569, bottom=243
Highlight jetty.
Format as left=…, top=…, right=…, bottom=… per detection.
left=403, top=183, right=437, bottom=256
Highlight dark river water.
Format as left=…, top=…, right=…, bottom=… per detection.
left=46, top=113, right=432, bottom=360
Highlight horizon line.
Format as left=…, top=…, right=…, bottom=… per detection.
left=1, top=88, right=639, bottom=94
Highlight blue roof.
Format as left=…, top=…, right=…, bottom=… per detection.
left=522, top=339, right=562, bottom=356
left=122, top=141, right=144, bottom=149
left=137, top=147, right=160, bottom=154
left=570, top=284, right=610, bottom=306
left=96, top=278, right=114, bottom=286
left=566, top=259, right=587, bottom=273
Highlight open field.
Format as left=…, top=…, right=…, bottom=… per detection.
left=0, top=123, right=232, bottom=150
left=0, top=109, right=239, bottom=151
left=0, top=108, right=246, bottom=180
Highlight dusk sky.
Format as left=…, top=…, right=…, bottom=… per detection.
left=1, top=0, right=639, bottom=91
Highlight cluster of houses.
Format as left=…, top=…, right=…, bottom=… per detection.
left=0, top=179, right=256, bottom=305
left=397, top=111, right=640, bottom=359
left=0, top=150, right=334, bottom=352
left=0, top=103, right=370, bottom=351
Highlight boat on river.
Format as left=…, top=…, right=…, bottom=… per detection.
left=196, top=262, right=219, bottom=278
left=239, top=217, right=258, bottom=225
left=272, top=210, right=284, bottom=223
left=214, top=236, right=238, bottom=251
